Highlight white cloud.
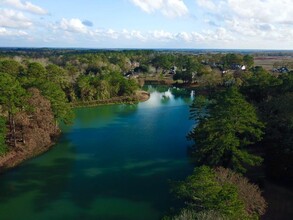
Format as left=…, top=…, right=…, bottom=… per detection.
left=196, top=0, right=217, bottom=11
left=0, top=27, right=28, bottom=36
left=195, top=0, right=293, bottom=46
left=59, top=18, right=88, bottom=33
left=2, top=0, right=48, bottom=15
left=51, top=25, right=236, bottom=46
left=122, top=29, right=147, bottom=41
left=130, top=0, right=188, bottom=18
left=0, top=9, right=32, bottom=28
left=176, top=32, right=193, bottom=42
left=151, top=30, right=175, bottom=41
left=227, top=0, right=293, bottom=24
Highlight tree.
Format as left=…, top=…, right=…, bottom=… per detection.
left=46, top=64, right=67, bottom=86
left=172, top=166, right=266, bottom=219
left=0, top=73, right=27, bottom=147
left=241, top=67, right=282, bottom=103
left=27, top=62, right=46, bottom=78
left=15, top=88, right=57, bottom=149
left=243, top=55, right=254, bottom=69
left=151, top=54, right=173, bottom=73
left=173, top=166, right=246, bottom=219
left=0, top=117, right=7, bottom=155
left=214, top=167, right=267, bottom=217
left=188, top=87, right=264, bottom=172
left=36, top=81, right=74, bottom=124
left=77, top=75, right=95, bottom=101
left=221, top=54, right=243, bottom=70
left=0, top=60, right=22, bottom=77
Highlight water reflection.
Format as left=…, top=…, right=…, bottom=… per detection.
left=140, top=85, right=194, bottom=109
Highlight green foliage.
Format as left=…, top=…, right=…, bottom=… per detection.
left=151, top=54, right=174, bottom=72
left=171, top=166, right=266, bottom=220
left=189, top=95, right=214, bottom=121
left=0, top=60, right=22, bottom=77
left=76, top=71, right=138, bottom=101
left=188, top=87, right=264, bottom=172
left=241, top=67, right=282, bottom=103
left=221, top=54, right=243, bottom=70
left=0, top=116, right=7, bottom=156
left=241, top=69, right=293, bottom=182
left=0, top=73, right=28, bottom=114
left=173, top=166, right=247, bottom=219
left=27, top=62, right=46, bottom=78
left=46, top=64, right=67, bottom=85
left=173, top=71, right=193, bottom=83
left=37, top=81, right=74, bottom=124
left=243, top=55, right=254, bottom=69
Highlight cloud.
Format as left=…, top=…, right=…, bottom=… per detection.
left=50, top=19, right=236, bottom=46
left=196, top=0, right=218, bottom=11
left=0, top=27, right=28, bottom=36
left=59, top=18, right=88, bottom=33
left=2, top=0, right=48, bottom=15
left=130, top=0, right=188, bottom=18
left=121, top=29, right=147, bottom=41
left=227, top=0, right=293, bottom=25
left=0, top=9, right=32, bottom=28
left=82, top=20, right=93, bottom=27
left=196, top=0, right=293, bottom=25
left=195, top=0, right=293, bottom=46
left=151, top=30, right=175, bottom=41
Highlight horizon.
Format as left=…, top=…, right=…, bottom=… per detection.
left=1, top=47, right=293, bottom=52
left=1, top=0, right=292, bottom=50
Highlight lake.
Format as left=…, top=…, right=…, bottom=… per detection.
left=0, top=86, right=194, bottom=220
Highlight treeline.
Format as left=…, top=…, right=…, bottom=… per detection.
left=0, top=51, right=143, bottom=157
left=165, top=66, right=293, bottom=219
left=0, top=62, right=73, bottom=156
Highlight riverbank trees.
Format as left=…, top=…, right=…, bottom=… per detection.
left=188, top=87, right=264, bottom=173
left=0, top=117, right=7, bottom=156
left=170, top=166, right=267, bottom=220
left=167, top=63, right=292, bottom=219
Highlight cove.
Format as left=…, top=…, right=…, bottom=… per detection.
left=0, top=86, right=194, bottom=220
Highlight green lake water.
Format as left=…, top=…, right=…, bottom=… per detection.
left=0, top=86, right=195, bottom=220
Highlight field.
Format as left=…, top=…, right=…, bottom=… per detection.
left=254, top=55, right=293, bottom=71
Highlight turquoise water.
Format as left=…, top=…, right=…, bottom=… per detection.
left=0, top=86, right=194, bottom=220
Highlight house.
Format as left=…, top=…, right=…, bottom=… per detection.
left=169, top=66, right=177, bottom=74
left=272, top=67, right=289, bottom=73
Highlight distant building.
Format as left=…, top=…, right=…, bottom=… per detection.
left=169, top=66, right=177, bottom=74
left=273, top=67, right=289, bottom=73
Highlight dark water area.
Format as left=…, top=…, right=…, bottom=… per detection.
left=0, top=86, right=195, bottom=220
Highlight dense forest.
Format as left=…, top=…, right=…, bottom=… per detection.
left=0, top=49, right=292, bottom=219
left=164, top=54, right=293, bottom=219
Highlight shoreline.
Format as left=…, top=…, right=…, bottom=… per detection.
left=70, top=90, right=150, bottom=108
left=0, top=134, right=60, bottom=174
left=0, top=91, right=150, bottom=174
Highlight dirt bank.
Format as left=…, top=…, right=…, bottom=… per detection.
left=0, top=136, right=59, bottom=174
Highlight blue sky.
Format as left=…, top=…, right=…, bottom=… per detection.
left=0, top=0, right=292, bottom=49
